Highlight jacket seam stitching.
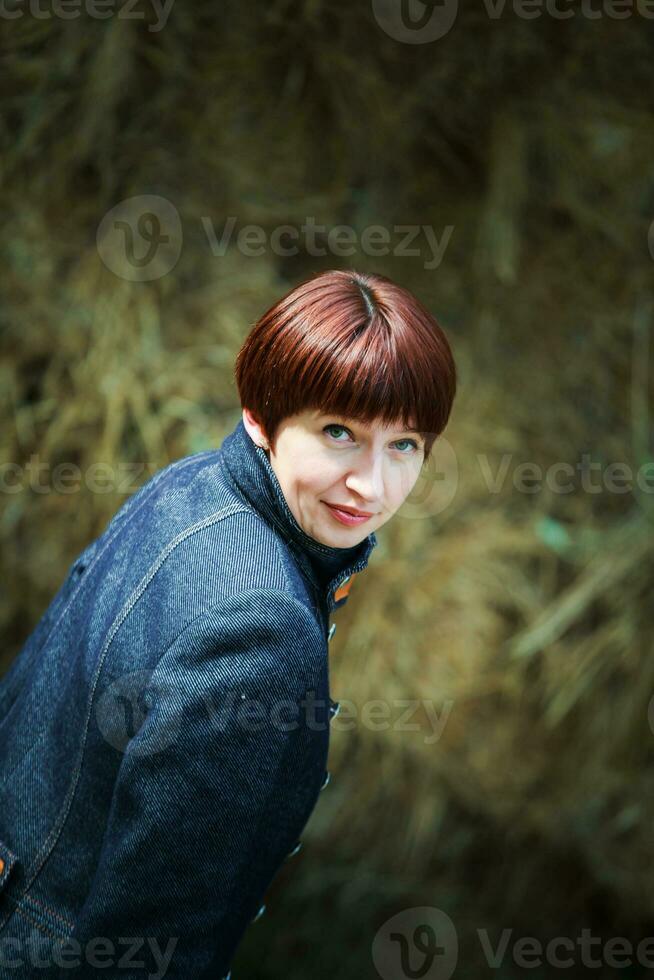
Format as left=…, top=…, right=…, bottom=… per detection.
left=0, top=459, right=233, bottom=798
left=30, top=586, right=324, bottom=938
left=0, top=489, right=323, bottom=935
left=4, top=891, right=75, bottom=933
left=0, top=501, right=248, bottom=932
left=12, top=902, right=69, bottom=942
left=9, top=452, right=211, bottom=697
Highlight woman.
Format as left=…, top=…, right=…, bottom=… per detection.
left=0, top=269, right=456, bottom=978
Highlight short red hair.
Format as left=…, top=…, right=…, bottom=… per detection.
left=234, top=269, right=457, bottom=461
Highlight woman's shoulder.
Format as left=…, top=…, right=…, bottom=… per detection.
left=60, top=453, right=322, bottom=672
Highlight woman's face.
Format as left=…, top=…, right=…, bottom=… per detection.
left=243, top=407, right=425, bottom=547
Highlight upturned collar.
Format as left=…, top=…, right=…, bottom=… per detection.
left=219, top=418, right=377, bottom=614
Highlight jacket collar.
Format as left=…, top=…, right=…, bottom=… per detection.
left=219, top=418, right=377, bottom=613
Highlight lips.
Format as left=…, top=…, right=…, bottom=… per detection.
left=323, top=502, right=375, bottom=518
left=322, top=501, right=378, bottom=527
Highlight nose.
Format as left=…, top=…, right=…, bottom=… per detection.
left=344, top=449, right=385, bottom=505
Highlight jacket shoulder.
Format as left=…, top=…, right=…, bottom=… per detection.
left=72, top=455, right=322, bottom=668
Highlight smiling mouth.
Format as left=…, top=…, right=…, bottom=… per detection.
left=322, top=501, right=377, bottom=519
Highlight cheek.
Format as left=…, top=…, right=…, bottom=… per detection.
left=293, top=465, right=334, bottom=501
left=301, top=454, right=344, bottom=495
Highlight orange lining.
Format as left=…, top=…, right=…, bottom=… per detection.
left=334, top=575, right=355, bottom=602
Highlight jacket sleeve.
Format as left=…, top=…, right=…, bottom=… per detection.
left=63, top=589, right=330, bottom=980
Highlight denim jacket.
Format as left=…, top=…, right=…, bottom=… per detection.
left=0, top=418, right=377, bottom=978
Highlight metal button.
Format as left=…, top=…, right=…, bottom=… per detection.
left=329, top=700, right=340, bottom=719
left=327, top=623, right=336, bottom=642
left=251, top=903, right=266, bottom=923
left=320, top=770, right=331, bottom=791
left=285, top=840, right=303, bottom=860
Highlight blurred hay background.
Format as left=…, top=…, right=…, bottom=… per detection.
left=1, top=3, right=654, bottom=977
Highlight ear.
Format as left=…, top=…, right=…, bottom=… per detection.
left=242, top=408, right=269, bottom=450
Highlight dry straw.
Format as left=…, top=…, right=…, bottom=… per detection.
left=1, top=4, right=653, bottom=974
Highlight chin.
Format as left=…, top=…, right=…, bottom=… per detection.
left=325, top=526, right=368, bottom=547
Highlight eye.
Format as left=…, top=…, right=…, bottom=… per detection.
left=393, top=439, right=420, bottom=453
left=323, top=423, right=352, bottom=442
